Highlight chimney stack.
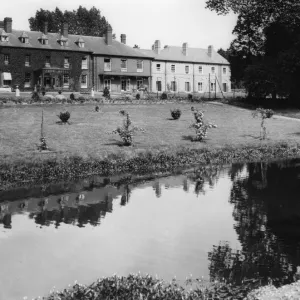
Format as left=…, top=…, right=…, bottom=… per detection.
left=43, top=21, right=48, bottom=35
left=4, top=17, right=12, bottom=33
left=154, top=40, right=161, bottom=54
left=120, top=34, right=126, bottom=44
left=182, top=43, right=188, bottom=56
left=105, top=25, right=112, bottom=45
left=61, top=22, right=68, bottom=38
left=208, top=45, right=213, bottom=58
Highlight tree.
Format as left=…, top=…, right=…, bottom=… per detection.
left=29, top=6, right=111, bottom=37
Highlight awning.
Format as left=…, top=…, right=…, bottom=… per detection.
left=2, top=72, right=12, bottom=80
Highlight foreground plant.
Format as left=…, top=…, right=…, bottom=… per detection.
left=110, top=110, right=144, bottom=146
left=58, top=111, right=71, bottom=124
left=252, top=108, right=274, bottom=140
left=170, top=108, right=182, bottom=120
left=37, top=110, right=49, bottom=151
left=189, top=107, right=217, bottom=141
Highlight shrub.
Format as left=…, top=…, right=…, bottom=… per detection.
left=160, top=92, right=168, bottom=100
left=136, top=93, right=140, bottom=100
left=170, top=108, right=182, bottom=120
left=70, top=93, right=75, bottom=100
left=109, top=110, right=144, bottom=146
left=188, top=94, right=193, bottom=101
left=58, top=111, right=71, bottom=124
left=58, top=90, right=62, bottom=95
left=252, top=108, right=274, bottom=140
left=103, top=87, right=110, bottom=99
left=189, top=107, right=217, bottom=141
left=31, top=91, right=40, bottom=102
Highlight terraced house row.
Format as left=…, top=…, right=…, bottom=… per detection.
left=0, top=17, right=231, bottom=94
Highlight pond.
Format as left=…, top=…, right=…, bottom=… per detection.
left=1, top=159, right=300, bottom=300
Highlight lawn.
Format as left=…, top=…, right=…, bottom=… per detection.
left=1, top=102, right=300, bottom=164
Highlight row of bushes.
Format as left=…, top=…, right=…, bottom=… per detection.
left=1, top=143, right=299, bottom=190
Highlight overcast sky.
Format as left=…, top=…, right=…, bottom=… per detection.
left=1, top=0, right=237, bottom=50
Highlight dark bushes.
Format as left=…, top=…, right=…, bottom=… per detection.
left=170, top=108, right=182, bottom=120
left=58, top=111, right=70, bottom=123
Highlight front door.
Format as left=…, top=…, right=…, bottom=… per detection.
left=44, top=75, right=51, bottom=88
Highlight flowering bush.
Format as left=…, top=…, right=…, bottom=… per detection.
left=189, top=107, right=217, bottom=141
left=252, top=108, right=274, bottom=140
left=103, top=87, right=110, bottom=99
left=58, top=111, right=71, bottom=124
left=110, top=110, right=144, bottom=146
left=170, top=108, right=182, bottom=120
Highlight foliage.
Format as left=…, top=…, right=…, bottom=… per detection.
left=110, top=110, right=144, bottom=146
left=29, top=6, right=111, bottom=37
left=58, top=111, right=71, bottom=124
left=189, top=107, right=217, bottom=141
left=252, top=108, right=274, bottom=140
left=170, top=108, right=182, bottom=120
left=37, top=110, right=49, bottom=151
left=70, top=93, right=75, bottom=100
left=58, top=90, right=62, bottom=95
left=31, top=91, right=40, bottom=102
left=188, top=94, right=193, bottom=101
left=160, top=92, right=168, bottom=100
left=135, top=93, right=140, bottom=100
left=103, top=87, right=110, bottom=99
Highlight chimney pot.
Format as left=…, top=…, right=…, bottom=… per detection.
left=182, top=42, right=188, bottom=56
left=4, top=17, right=12, bottom=33
left=61, top=22, right=68, bottom=38
left=154, top=40, right=161, bottom=54
left=120, top=34, right=126, bottom=44
left=208, top=45, right=213, bottom=58
left=43, top=21, right=48, bottom=35
left=105, top=25, right=112, bottom=45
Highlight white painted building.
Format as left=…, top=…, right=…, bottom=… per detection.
left=140, top=41, right=231, bottom=96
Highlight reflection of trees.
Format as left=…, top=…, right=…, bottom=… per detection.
left=209, top=160, right=300, bottom=287
left=120, top=185, right=131, bottom=206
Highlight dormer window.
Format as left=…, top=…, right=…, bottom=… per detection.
left=76, top=37, right=85, bottom=48
left=39, top=34, right=48, bottom=45
left=0, top=29, right=9, bottom=42
left=19, top=32, right=29, bottom=44
left=58, top=35, right=68, bottom=47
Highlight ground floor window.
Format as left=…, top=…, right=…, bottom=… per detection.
left=210, top=82, right=216, bottom=92
left=171, top=81, right=176, bottom=92
left=223, top=82, right=227, bottom=92
left=137, top=80, right=143, bottom=90
left=63, top=74, right=69, bottom=88
left=185, top=82, right=190, bottom=92
left=24, top=73, right=31, bottom=88
left=198, top=82, right=203, bottom=92
left=156, top=80, right=162, bottom=92
left=104, top=79, right=111, bottom=91
left=121, top=79, right=130, bottom=91
left=81, top=74, right=88, bottom=88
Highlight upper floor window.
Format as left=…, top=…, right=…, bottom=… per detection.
left=20, top=32, right=29, bottom=44
left=78, top=42, right=84, bottom=48
left=45, top=56, right=51, bottom=67
left=121, top=59, right=127, bottom=71
left=64, top=57, right=70, bottom=68
left=0, top=30, right=8, bottom=42
left=137, top=60, right=143, bottom=72
left=58, top=35, right=68, bottom=47
left=104, top=58, right=111, bottom=71
left=185, top=65, right=189, bottom=74
left=223, top=67, right=227, bottom=75
left=211, top=66, right=215, bottom=74
left=25, top=55, right=31, bottom=67
left=156, top=64, right=161, bottom=71
left=171, top=64, right=175, bottom=72
left=198, top=66, right=203, bottom=74
left=39, top=34, right=48, bottom=45
left=82, top=56, right=88, bottom=69
left=4, top=54, right=9, bottom=65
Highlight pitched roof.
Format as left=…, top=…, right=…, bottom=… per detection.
left=0, top=30, right=153, bottom=58
left=140, top=46, right=229, bottom=65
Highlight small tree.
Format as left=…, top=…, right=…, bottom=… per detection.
left=103, top=87, right=110, bottom=99
left=252, top=108, right=274, bottom=140
left=110, top=110, right=144, bottom=146
left=58, top=111, right=71, bottom=124
left=189, top=107, right=217, bottom=141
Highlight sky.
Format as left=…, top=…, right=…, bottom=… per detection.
left=0, top=0, right=237, bottom=50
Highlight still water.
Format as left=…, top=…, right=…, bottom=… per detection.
left=1, top=160, right=300, bottom=300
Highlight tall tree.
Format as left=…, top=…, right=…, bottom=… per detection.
left=29, top=6, right=111, bottom=37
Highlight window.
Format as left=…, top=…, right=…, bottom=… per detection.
left=211, top=66, right=215, bottom=74
left=211, top=82, right=215, bottom=91
left=0, top=36, right=8, bottom=42
left=137, top=80, right=143, bottom=90
left=223, top=83, right=227, bottom=92
left=156, top=64, right=161, bottom=71
left=121, top=79, right=130, bottom=91
left=185, top=82, right=190, bottom=92
left=3, top=80, right=11, bottom=86
left=25, top=55, right=31, bottom=67
left=198, top=66, right=203, bottom=74
left=137, top=60, right=143, bottom=72
left=82, top=56, right=88, bottom=69
left=104, top=79, right=111, bottom=91
left=198, top=82, right=203, bottom=92
left=78, top=42, right=84, bottom=48
left=121, top=59, right=127, bottom=71
left=64, top=57, right=69, bottom=68
left=45, top=56, right=50, bottom=67
left=41, top=38, right=48, bottom=45
left=4, top=54, right=9, bottom=65
left=63, top=74, right=69, bottom=88
left=156, top=80, right=162, bottom=92
left=104, top=58, right=111, bottom=71
left=185, top=65, right=189, bottom=74
left=24, top=73, right=31, bottom=88
left=60, top=40, right=67, bottom=46
left=171, top=65, right=175, bottom=72
left=20, top=37, right=28, bottom=44
left=171, top=81, right=176, bottom=92
left=81, top=74, right=88, bottom=88
left=223, top=67, right=227, bottom=75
